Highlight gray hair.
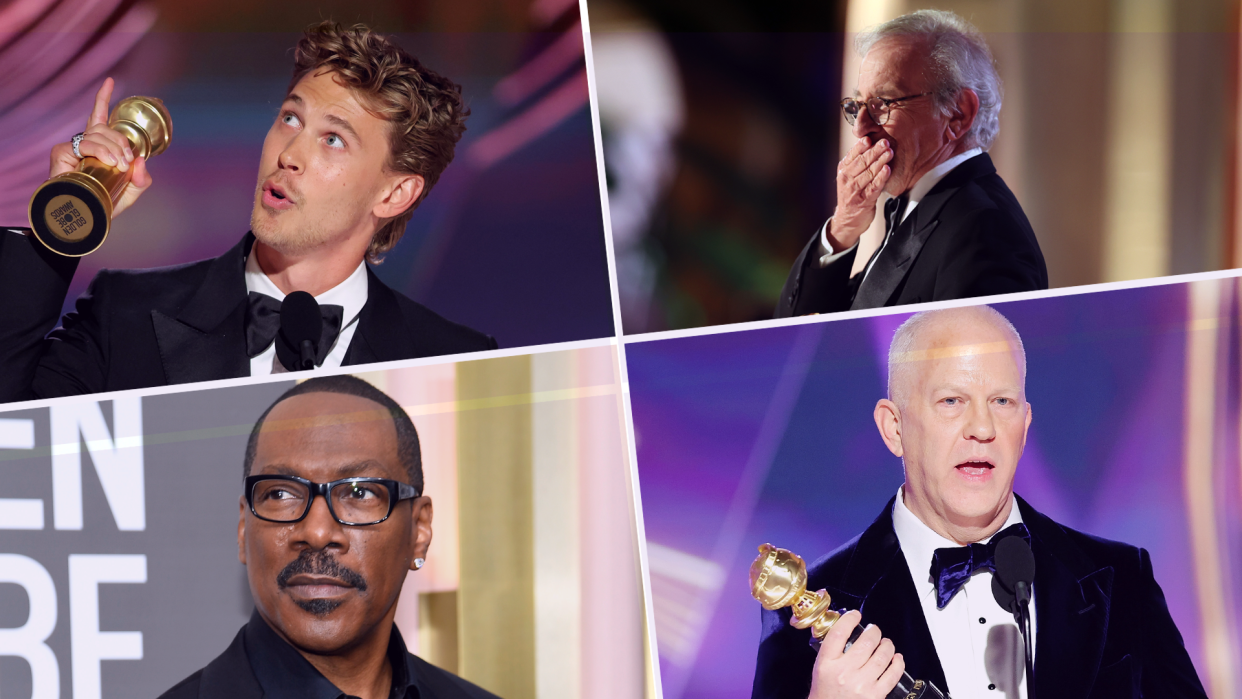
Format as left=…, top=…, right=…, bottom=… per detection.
left=856, top=10, right=1002, bottom=150
left=887, top=306, right=1026, bottom=406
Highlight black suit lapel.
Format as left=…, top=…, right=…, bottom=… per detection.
left=829, top=499, right=948, bottom=691
left=1018, top=496, right=1112, bottom=698
left=342, top=269, right=418, bottom=366
left=850, top=153, right=997, bottom=310
left=151, top=235, right=252, bottom=385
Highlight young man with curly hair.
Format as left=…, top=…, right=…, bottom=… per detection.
left=0, top=21, right=496, bottom=402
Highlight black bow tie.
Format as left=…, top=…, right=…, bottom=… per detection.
left=245, top=291, right=344, bottom=369
left=928, top=522, right=1030, bottom=609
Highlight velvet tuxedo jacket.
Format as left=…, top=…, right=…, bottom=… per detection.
left=775, top=153, right=1048, bottom=317
left=158, top=623, right=498, bottom=699
left=751, top=495, right=1206, bottom=699
left=0, top=229, right=497, bottom=403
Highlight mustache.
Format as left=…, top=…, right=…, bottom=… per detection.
left=276, top=549, right=368, bottom=592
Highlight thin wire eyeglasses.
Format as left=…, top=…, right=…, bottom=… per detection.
left=840, top=92, right=933, bottom=126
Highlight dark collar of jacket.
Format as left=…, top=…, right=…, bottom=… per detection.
left=797, top=494, right=1118, bottom=697
left=157, top=614, right=502, bottom=699
left=850, top=152, right=996, bottom=310
left=151, top=232, right=492, bottom=385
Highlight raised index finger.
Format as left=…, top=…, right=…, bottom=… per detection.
left=88, top=77, right=115, bottom=129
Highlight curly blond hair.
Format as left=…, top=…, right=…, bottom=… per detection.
left=289, top=21, right=470, bottom=263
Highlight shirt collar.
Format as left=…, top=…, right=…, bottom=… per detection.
left=243, top=609, right=423, bottom=699
left=891, top=485, right=1023, bottom=595
left=244, top=250, right=369, bottom=328
left=900, top=147, right=984, bottom=222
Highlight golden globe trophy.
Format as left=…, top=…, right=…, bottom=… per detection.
left=28, top=96, right=172, bottom=257
left=749, top=543, right=949, bottom=699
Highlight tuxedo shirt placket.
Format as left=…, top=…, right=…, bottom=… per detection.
left=892, top=488, right=1035, bottom=699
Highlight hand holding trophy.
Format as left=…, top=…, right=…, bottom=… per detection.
left=749, top=544, right=949, bottom=699
left=28, top=78, right=169, bottom=256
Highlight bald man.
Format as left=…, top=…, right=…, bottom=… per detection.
left=751, top=307, right=1205, bottom=699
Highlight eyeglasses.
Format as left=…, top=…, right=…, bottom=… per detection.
left=840, top=92, right=932, bottom=126
left=244, top=475, right=420, bottom=526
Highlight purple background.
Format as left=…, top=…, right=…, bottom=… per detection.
left=628, top=281, right=1242, bottom=698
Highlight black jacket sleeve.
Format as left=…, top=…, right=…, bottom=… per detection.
left=775, top=223, right=859, bottom=318
left=0, top=228, right=81, bottom=402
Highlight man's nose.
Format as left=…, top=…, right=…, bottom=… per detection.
left=277, top=133, right=305, bottom=173
left=964, top=401, right=996, bottom=442
left=294, top=494, right=348, bottom=550
left=852, top=104, right=882, bottom=140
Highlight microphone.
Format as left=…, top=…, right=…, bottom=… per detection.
left=992, top=535, right=1036, bottom=697
left=276, top=291, right=322, bottom=371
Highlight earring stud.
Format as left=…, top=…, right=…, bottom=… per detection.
left=414, top=557, right=425, bottom=569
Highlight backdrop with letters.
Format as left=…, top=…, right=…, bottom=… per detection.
left=0, top=345, right=645, bottom=699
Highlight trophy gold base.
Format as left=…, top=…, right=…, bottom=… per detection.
left=28, top=172, right=113, bottom=257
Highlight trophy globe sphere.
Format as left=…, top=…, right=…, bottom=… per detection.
left=749, top=544, right=809, bottom=611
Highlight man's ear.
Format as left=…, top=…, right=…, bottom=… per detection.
left=374, top=173, right=425, bottom=220
left=947, top=87, right=980, bottom=141
left=409, top=496, right=434, bottom=571
left=874, top=398, right=904, bottom=457
left=238, top=495, right=248, bottom=565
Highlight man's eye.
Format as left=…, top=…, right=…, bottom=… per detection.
left=942, top=398, right=959, bottom=406
left=325, top=134, right=345, bottom=149
left=996, top=397, right=1011, bottom=406
left=343, top=485, right=380, bottom=500
left=281, top=113, right=301, bottom=128
left=263, top=487, right=296, bottom=500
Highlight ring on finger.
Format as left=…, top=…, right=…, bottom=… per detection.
left=71, top=132, right=85, bottom=159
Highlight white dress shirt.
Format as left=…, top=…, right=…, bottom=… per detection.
left=892, top=486, right=1035, bottom=699
left=818, top=147, right=985, bottom=272
left=244, top=252, right=368, bottom=376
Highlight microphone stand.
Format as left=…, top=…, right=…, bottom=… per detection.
left=1013, top=581, right=1034, bottom=699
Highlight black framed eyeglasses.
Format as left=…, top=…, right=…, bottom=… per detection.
left=244, top=475, right=420, bottom=526
left=840, top=92, right=933, bottom=126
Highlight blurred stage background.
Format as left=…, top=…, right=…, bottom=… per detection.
left=0, top=345, right=647, bottom=699
left=0, top=0, right=614, bottom=348
left=591, top=0, right=1242, bottom=334
left=627, top=279, right=1242, bottom=699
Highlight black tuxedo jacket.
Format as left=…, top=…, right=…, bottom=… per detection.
left=775, top=153, right=1048, bottom=317
left=751, top=495, right=1206, bottom=699
left=157, top=625, right=497, bottom=699
left=0, top=229, right=497, bottom=403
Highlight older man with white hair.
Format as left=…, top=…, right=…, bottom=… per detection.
left=751, top=305, right=1205, bottom=699
left=776, top=11, right=1047, bottom=317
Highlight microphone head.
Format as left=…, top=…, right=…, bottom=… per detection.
left=276, top=291, right=321, bottom=370
left=994, top=535, right=1036, bottom=590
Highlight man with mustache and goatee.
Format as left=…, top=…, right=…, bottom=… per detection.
left=159, top=375, right=496, bottom=699
left=0, top=21, right=494, bottom=405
